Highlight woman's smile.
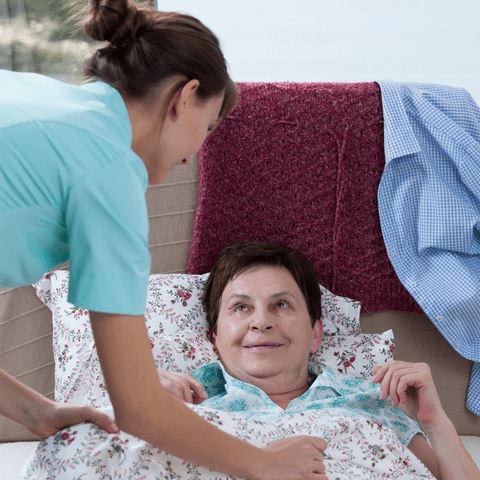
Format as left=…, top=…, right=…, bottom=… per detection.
left=243, top=341, right=284, bottom=351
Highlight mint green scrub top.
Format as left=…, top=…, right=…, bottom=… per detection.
left=0, top=70, right=150, bottom=315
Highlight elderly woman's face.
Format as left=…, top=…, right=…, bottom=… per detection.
left=212, top=265, right=322, bottom=388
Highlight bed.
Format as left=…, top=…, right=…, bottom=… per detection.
left=1, top=82, right=479, bottom=478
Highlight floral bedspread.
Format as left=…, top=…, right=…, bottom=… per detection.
left=21, top=404, right=434, bottom=480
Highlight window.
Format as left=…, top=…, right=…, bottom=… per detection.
left=0, top=0, right=153, bottom=83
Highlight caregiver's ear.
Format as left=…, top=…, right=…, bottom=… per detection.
left=168, top=79, right=200, bottom=119
left=310, top=319, right=323, bottom=353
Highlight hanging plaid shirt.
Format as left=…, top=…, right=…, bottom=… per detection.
left=376, top=80, right=480, bottom=415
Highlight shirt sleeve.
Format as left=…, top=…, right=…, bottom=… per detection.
left=65, top=156, right=150, bottom=315
left=382, top=406, right=425, bottom=446
left=324, top=369, right=425, bottom=447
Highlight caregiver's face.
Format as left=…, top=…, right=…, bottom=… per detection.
left=152, top=89, right=224, bottom=184
left=213, top=266, right=322, bottom=387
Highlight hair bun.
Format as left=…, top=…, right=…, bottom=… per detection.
left=83, top=0, right=142, bottom=46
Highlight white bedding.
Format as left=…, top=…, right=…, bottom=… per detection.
left=6, top=436, right=480, bottom=480
left=13, top=272, right=477, bottom=479
left=19, top=404, right=436, bottom=480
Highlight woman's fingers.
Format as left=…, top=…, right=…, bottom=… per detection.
left=372, top=361, right=443, bottom=424
left=45, top=403, right=119, bottom=438
left=175, top=378, right=194, bottom=403
left=373, top=362, right=396, bottom=403
left=387, top=364, right=415, bottom=406
left=158, top=373, right=191, bottom=402
left=311, top=436, right=328, bottom=455
left=177, top=373, right=207, bottom=404
left=157, top=370, right=207, bottom=404
left=191, top=383, right=208, bottom=404
left=80, top=405, right=120, bottom=434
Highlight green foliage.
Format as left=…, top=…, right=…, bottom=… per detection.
left=3, top=0, right=153, bottom=23
left=0, top=0, right=154, bottom=80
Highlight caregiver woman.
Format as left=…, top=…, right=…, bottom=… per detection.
left=0, top=1, right=327, bottom=479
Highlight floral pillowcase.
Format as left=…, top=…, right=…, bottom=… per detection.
left=33, top=270, right=395, bottom=408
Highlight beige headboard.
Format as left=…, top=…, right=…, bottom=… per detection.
left=1, top=156, right=478, bottom=442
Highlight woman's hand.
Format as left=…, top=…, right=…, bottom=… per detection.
left=0, top=367, right=119, bottom=439
left=372, top=360, right=447, bottom=430
left=263, top=436, right=329, bottom=480
left=373, top=361, right=480, bottom=480
left=27, top=401, right=120, bottom=439
left=157, top=370, right=207, bottom=404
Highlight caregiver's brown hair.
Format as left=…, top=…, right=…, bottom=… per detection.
left=81, top=0, right=238, bottom=120
left=202, top=242, right=322, bottom=333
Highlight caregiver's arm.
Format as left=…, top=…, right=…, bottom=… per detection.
left=0, top=369, right=119, bottom=438
left=90, top=312, right=328, bottom=480
left=373, top=361, right=480, bottom=480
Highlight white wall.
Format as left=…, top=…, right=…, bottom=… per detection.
left=157, top=0, right=480, bottom=104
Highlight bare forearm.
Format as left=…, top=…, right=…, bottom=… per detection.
left=117, top=386, right=269, bottom=479
left=90, top=313, right=267, bottom=479
left=0, top=368, right=53, bottom=432
left=423, top=417, right=480, bottom=480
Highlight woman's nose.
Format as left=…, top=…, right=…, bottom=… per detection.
left=249, top=310, right=274, bottom=331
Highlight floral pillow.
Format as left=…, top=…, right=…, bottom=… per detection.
left=309, top=330, right=394, bottom=379
left=33, top=270, right=393, bottom=408
left=143, top=273, right=361, bottom=336
left=319, top=284, right=361, bottom=335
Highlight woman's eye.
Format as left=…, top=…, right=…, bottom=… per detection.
left=276, top=300, right=290, bottom=309
left=234, top=304, right=248, bottom=312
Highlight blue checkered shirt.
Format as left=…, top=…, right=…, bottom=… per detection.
left=376, top=80, right=480, bottom=416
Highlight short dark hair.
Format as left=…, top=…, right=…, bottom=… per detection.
left=81, top=0, right=238, bottom=119
left=202, top=242, right=322, bottom=333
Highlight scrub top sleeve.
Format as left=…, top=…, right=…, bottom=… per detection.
left=65, top=157, right=151, bottom=315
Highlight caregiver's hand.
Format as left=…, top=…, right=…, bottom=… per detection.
left=0, top=367, right=119, bottom=439
left=28, top=401, right=120, bottom=439
left=157, top=370, right=207, bottom=404
left=263, top=436, right=329, bottom=480
left=372, top=360, right=447, bottom=429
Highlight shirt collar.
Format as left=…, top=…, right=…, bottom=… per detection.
left=192, top=361, right=275, bottom=398
left=376, top=80, right=422, bottom=164
left=192, top=361, right=329, bottom=399
left=190, top=361, right=227, bottom=398
left=192, top=361, right=383, bottom=411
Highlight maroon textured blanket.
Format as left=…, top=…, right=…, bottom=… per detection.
left=188, top=82, right=422, bottom=313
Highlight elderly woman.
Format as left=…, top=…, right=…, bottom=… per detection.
left=161, top=241, right=480, bottom=480
left=21, top=242, right=480, bottom=480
